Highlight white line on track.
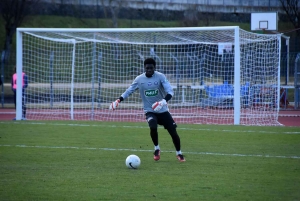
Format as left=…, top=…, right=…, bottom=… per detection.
left=1, top=121, right=300, bottom=134
left=0, top=144, right=299, bottom=159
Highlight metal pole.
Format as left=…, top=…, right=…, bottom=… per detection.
left=286, top=37, right=290, bottom=84
left=70, top=42, right=76, bottom=120
left=170, top=53, right=180, bottom=103
left=187, top=53, right=195, bottom=102
left=295, top=53, right=300, bottom=109
left=97, top=52, right=102, bottom=108
left=91, top=35, right=96, bottom=120
left=233, top=27, right=241, bottom=125
left=50, top=51, right=54, bottom=108
left=1, top=50, right=5, bottom=108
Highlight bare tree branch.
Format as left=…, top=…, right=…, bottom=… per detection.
left=279, top=0, right=300, bottom=34
left=100, top=0, right=126, bottom=28
left=0, top=0, right=40, bottom=62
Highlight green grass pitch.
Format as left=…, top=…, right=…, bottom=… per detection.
left=1, top=121, right=300, bottom=201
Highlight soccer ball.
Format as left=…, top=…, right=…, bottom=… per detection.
left=125, top=154, right=141, bottom=169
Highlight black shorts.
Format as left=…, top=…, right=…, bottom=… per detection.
left=145, top=111, right=177, bottom=129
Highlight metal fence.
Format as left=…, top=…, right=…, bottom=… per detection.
left=281, top=52, right=300, bottom=85
left=1, top=50, right=300, bottom=107
left=2, top=51, right=299, bottom=83
left=41, top=0, right=284, bottom=7
left=295, top=53, right=300, bottom=108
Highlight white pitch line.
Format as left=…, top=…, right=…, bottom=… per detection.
left=1, top=144, right=299, bottom=159
left=1, top=121, right=300, bottom=134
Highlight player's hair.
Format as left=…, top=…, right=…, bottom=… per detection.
left=144, top=58, right=156, bottom=67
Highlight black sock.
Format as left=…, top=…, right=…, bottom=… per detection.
left=167, top=127, right=181, bottom=151
left=150, top=128, right=158, bottom=146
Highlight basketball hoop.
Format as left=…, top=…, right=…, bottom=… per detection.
left=251, top=12, right=278, bottom=32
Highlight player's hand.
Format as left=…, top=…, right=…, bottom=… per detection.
left=109, top=99, right=120, bottom=110
left=152, top=99, right=167, bottom=112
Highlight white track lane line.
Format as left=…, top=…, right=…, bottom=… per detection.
left=1, top=121, right=300, bottom=134
left=0, top=144, right=299, bottom=159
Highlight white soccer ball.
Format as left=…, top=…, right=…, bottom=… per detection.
left=125, top=154, right=141, bottom=169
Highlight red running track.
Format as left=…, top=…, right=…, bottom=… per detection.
left=0, top=108, right=299, bottom=127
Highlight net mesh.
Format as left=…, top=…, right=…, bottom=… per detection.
left=19, top=28, right=281, bottom=125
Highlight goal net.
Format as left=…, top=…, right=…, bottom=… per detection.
left=16, top=27, right=281, bottom=125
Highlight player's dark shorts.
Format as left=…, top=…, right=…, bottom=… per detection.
left=145, top=111, right=177, bottom=129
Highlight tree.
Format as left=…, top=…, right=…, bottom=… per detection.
left=0, top=0, right=40, bottom=63
left=181, top=4, right=221, bottom=27
left=101, top=0, right=127, bottom=28
left=279, top=0, right=300, bottom=35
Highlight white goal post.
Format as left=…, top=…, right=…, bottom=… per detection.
left=16, top=26, right=281, bottom=125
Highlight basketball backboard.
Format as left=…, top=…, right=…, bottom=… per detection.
left=251, top=12, right=278, bottom=31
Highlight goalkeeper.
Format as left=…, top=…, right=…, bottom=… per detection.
left=109, top=58, right=185, bottom=162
